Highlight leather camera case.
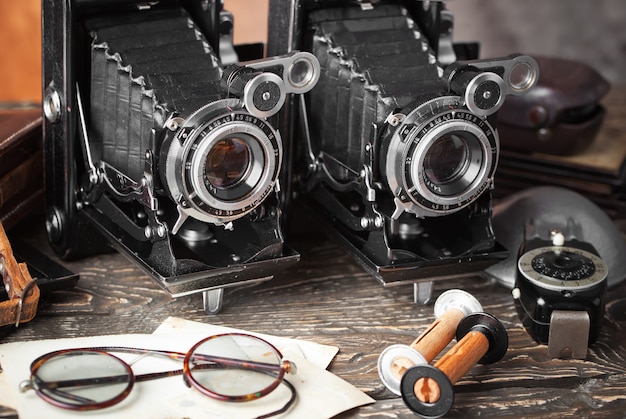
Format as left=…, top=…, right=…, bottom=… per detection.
left=0, top=108, right=43, bottom=230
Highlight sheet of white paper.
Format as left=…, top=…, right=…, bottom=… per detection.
left=0, top=320, right=374, bottom=419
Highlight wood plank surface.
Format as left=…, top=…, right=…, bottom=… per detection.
left=3, top=215, right=626, bottom=418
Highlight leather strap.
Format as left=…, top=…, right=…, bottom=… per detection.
left=0, top=222, right=39, bottom=327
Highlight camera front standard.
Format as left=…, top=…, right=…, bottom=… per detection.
left=268, top=0, right=538, bottom=299
left=42, top=0, right=319, bottom=313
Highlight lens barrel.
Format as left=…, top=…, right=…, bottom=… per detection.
left=382, top=96, right=498, bottom=218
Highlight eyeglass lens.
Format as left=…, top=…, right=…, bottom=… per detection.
left=186, top=334, right=284, bottom=399
left=33, top=351, right=132, bottom=408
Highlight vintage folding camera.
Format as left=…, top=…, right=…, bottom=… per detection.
left=41, top=0, right=319, bottom=312
left=268, top=0, right=539, bottom=300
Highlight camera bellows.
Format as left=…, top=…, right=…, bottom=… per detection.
left=88, top=10, right=223, bottom=181
left=42, top=0, right=317, bottom=312
left=308, top=5, right=446, bottom=173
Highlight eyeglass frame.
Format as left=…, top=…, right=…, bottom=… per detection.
left=19, top=332, right=297, bottom=416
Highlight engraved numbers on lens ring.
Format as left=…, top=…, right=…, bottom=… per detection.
left=179, top=112, right=281, bottom=221
left=386, top=96, right=498, bottom=217
left=517, top=246, right=608, bottom=292
left=408, top=111, right=497, bottom=208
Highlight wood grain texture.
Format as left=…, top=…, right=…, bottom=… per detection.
left=4, top=215, right=626, bottom=418
left=410, top=308, right=465, bottom=363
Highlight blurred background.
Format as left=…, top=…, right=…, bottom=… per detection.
left=1, top=0, right=624, bottom=104
left=447, top=0, right=625, bottom=86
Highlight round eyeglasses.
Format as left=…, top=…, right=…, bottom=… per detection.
left=19, top=333, right=297, bottom=417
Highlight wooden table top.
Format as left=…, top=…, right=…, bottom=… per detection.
left=3, top=215, right=626, bottom=418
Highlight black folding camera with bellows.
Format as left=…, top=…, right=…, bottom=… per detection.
left=41, top=0, right=319, bottom=312
left=268, top=0, right=539, bottom=299
left=42, top=0, right=540, bottom=311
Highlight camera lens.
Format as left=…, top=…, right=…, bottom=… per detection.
left=164, top=103, right=282, bottom=226
left=383, top=96, right=498, bottom=216
left=197, top=131, right=267, bottom=203
left=420, top=131, right=484, bottom=197
left=424, top=133, right=470, bottom=186
left=205, top=137, right=251, bottom=189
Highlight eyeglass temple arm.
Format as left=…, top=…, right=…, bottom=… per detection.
left=29, top=355, right=284, bottom=393
left=78, top=347, right=286, bottom=373
left=190, top=353, right=286, bottom=373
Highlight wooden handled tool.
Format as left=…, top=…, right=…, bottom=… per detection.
left=400, top=313, right=508, bottom=418
left=378, top=289, right=482, bottom=395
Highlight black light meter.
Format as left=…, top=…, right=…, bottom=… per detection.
left=513, top=228, right=608, bottom=358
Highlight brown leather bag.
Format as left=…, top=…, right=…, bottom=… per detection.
left=497, top=56, right=610, bottom=156
left=0, top=107, right=43, bottom=230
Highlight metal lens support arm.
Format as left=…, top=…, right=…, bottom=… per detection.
left=445, top=55, right=540, bottom=117
left=222, top=51, right=321, bottom=119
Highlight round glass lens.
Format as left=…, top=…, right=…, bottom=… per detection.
left=509, top=61, right=535, bottom=91
left=33, top=351, right=132, bottom=409
left=187, top=334, right=283, bottom=399
left=205, top=137, right=251, bottom=189
left=424, top=133, right=470, bottom=185
left=289, top=58, right=314, bottom=88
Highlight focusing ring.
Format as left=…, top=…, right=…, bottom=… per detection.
left=163, top=99, right=282, bottom=226
left=384, top=96, right=499, bottom=218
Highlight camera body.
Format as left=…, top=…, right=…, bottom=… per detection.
left=42, top=0, right=319, bottom=312
left=514, top=229, right=608, bottom=347
left=268, top=0, right=538, bottom=289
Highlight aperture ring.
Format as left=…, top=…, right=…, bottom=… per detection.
left=164, top=101, right=282, bottom=225
left=384, top=96, right=498, bottom=218
left=403, top=112, right=497, bottom=210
